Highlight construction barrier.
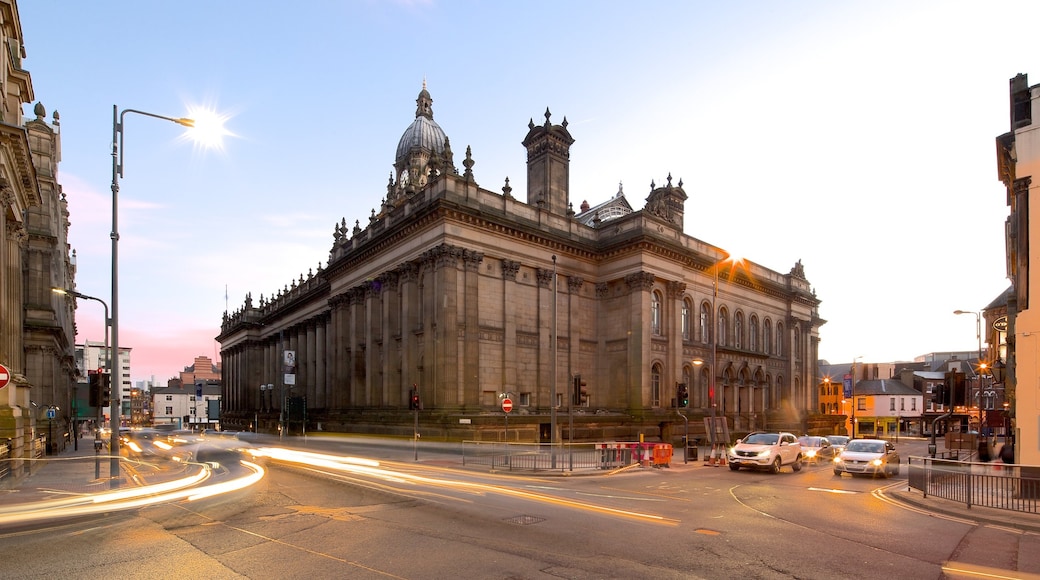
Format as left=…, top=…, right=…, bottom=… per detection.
left=652, top=443, right=673, bottom=467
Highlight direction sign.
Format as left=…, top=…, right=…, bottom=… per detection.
left=0, top=363, right=9, bottom=389
left=501, top=398, right=513, bottom=413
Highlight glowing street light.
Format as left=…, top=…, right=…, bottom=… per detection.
left=52, top=287, right=109, bottom=479
left=109, top=105, right=222, bottom=485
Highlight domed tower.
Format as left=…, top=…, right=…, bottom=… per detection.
left=394, top=81, right=453, bottom=194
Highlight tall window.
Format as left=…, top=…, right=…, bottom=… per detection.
left=764, top=319, right=772, bottom=354
left=793, top=327, right=801, bottom=359
left=718, top=307, right=728, bottom=347
left=651, top=290, right=662, bottom=336
left=700, top=303, right=710, bottom=343
left=651, top=364, right=662, bottom=407
left=681, top=298, right=691, bottom=341
left=890, top=398, right=896, bottom=411
left=776, top=322, right=784, bottom=356
left=749, top=315, right=759, bottom=352
left=734, top=311, right=744, bottom=350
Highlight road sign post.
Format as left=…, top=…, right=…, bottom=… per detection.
left=0, top=363, right=10, bottom=389
left=501, top=397, right=513, bottom=443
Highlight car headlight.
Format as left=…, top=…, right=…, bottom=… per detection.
left=833, top=456, right=843, bottom=463
left=871, top=458, right=883, bottom=466
left=756, top=450, right=772, bottom=458
left=806, top=450, right=817, bottom=458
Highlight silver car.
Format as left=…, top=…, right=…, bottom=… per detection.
left=832, top=438, right=900, bottom=478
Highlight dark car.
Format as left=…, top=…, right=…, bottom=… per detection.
left=797, top=436, right=836, bottom=464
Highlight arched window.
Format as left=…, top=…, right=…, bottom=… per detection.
left=776, top=322, right=784, bottom=356
left=734, top=311, right=744, bottom=350
left=718, top=307, right=728, bottom=347
left=793, top=327, right=801, bottom=359
left=763, top=319, right=772, bottom=354
left=681, top=298, right=692, bottom=341
left=699, top=302, right=711, bottom=343
left=651, top=363, right=662, bottom=407
left=775, top=375, right=784, bottom=408
left=651, top=290, right=662, bottom=336
left=700, top=365, right=712, bottom=408
left=749, top=315, right=759, bottom=352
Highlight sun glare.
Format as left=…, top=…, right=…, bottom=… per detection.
left=182, top=105, right=234, bottom=152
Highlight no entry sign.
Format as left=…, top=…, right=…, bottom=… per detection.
left=0, top=363, right=10, bottom=389
left=501, top=398, right=513, bottom=413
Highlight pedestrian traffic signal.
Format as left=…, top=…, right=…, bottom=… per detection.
left=409, top=385, right=422, bottom=410
left=578, top=376, right=589, bottom=406
left=676, top=383, right=689, bottom=408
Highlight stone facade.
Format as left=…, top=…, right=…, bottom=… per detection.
left=0, top=0, right=77, bottom=469
left=218, top=87, right=824, bottom=443
left=997, top=73, right=1040, bottom=466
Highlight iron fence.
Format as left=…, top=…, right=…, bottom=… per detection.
left=908, top=456, right=1040, bottom=514
left=0, top=442, right=9, bottom=482
left=461, top=441, right=636, bottom=472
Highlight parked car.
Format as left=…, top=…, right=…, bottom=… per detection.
left=797, top=436, right=836, bottom=464
left=826, top=435, right=850, bottom=454
left=832, top=438, right=900, bottom=478
left=728, top=432, right=803, bottom=473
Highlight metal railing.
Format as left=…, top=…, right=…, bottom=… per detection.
left=908, top=456, right=1040, bottom=514
left=0, top=442, right=9, bottom=482
left=461, top=441, right=636, bottom=472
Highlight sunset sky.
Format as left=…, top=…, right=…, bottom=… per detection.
left=19, top=1, right=1040, bottom=383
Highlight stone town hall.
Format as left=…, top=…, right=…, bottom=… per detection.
left=217, top=85, right=824, bottom=443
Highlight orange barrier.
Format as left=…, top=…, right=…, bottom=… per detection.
left=652, top=443, right=673, bottom=467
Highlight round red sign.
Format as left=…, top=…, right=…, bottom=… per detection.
left=0, top=363, right=10, bottom=389
left=501, top=398, right=513, bottom=413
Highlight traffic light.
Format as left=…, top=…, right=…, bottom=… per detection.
left=676, top=383, right=689, bottom=408
left=88, top=369, right=100, bottom=407
left=578, top=377, right=589, bottom=406
left=409, top=385, right=422, bottom=410
left=100, top=372, right=111, bottom=408
left=573, top=375, right=582, bottom=406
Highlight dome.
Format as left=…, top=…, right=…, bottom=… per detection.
left=395, top=83, right=448, bottom=169
left=395, top=114, right=448, bottom=167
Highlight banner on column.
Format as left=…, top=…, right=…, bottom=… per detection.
left=284, top=350, right=297, bottom=385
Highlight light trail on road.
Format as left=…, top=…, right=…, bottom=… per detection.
left=250, top=447, right=678, bottom=525
left=0, top=460, right=265, bottom=527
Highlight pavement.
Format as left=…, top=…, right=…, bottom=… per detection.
left=4, top=434, right=1040, bottom=534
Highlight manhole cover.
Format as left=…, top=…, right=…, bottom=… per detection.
left=505, top=514, right=545, bottom=526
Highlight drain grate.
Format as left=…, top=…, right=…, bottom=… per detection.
left=505, top=514, right=545, bottom=526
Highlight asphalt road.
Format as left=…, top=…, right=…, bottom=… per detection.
left=2, top=436, right=1038, bottom=579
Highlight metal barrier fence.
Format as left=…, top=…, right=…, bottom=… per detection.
left=461, top=441, right=639, bottom=472
left=908, top=456, right=1040, bottom=514
left=0, top=442, right=9, bottom=482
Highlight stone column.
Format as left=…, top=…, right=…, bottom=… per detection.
left=462, top=250, right=483, bottom=407
left=625, top=272, right=655, bottom=410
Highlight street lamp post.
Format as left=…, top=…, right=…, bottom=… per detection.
left=52, top=288, right=108, bottom=479
left=706, top=250, right=733, bottom=458
left=110, top=106, right=195, bottom=486
left=954, top=309, right=982, bottom=432
left=849, top=356, right=863, bottom=438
